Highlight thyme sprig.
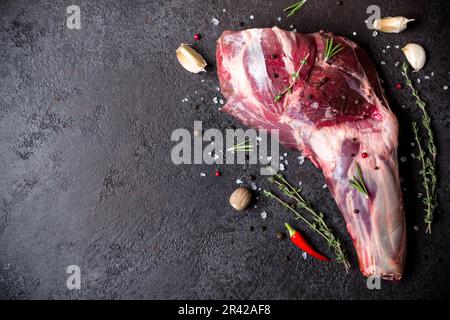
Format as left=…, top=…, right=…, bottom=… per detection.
left=284, top=0, right=307, bottom=17
left=264, top=170, right=350, bottom=272
left=402, top=62, right=438, bottom=233
left=324, top=37, right=344, bottom=63
left=274, top=53, right=310, bottom=102
left=349, top=162, right=369, bottom=199
left=412, top=123, right=436, bottom=233
left=227, top=138, right=254, bottom=152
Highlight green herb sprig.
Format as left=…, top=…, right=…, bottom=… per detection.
left=324, top=37, right=344, bottom=63
left=227, top=138, right=254, bottom=153
left=274, top=53, right=309, bottom=102
left=412, top=123, right=436, bottom=233
left=402, top=62, right=438, bottom=234
left=349, top=162, right=369, bottom=199
left=264, top=169, right=350, bottom=272
left=284, top=0, right=307, bottom=17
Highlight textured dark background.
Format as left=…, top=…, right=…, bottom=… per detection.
left=0, top=0, right=449, bottom=299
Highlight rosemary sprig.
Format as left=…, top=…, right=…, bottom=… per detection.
left=264, top=170, right=350, bottom=272
left=227, top=139, right=254, bottom=152
left=274, top=53, right=309, bottom=102
left=284, top=0, right=307, bottom=17
left=349, top=162, right=369, bottom=199
left=402, top=62, right=438, bottom=233
left=401, top=62, right=437, bottom=160
left=324, top=37, right=344, bottom=63
left=412, top=122, right=436, bottom=233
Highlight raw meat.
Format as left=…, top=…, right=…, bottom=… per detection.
left=216, top=27, right=406, bottom=280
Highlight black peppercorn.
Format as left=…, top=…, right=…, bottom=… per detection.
left=354, top=209, right=359, bottom=214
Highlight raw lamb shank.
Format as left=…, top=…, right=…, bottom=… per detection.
left=216, top=27, right=406, bottom=280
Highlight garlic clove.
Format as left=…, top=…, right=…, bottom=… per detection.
left=176, top=43, right=207, bottom=73
left=402, top=43, right=426, bottom=72
left=373, top=16, right=415, bottom=33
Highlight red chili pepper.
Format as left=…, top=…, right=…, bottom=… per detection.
left=395, top=83, right=402, bottom=90
left=285, top=223, right=330, bottom=262
left=361, top=152, right=368, bottom=158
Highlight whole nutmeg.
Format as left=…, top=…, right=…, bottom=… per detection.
left=229, top=187, right=252, bottom=211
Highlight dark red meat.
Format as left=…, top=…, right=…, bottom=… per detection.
left=217, top=27, right=406, bottom=280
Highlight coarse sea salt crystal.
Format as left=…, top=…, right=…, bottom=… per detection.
left=322, top=184, right=327, bottom=189
left=298, top=181, right=302, bottom=186
left=261, top=211, right=267, bottom=219
left=251, top=182, right=257, bottom=190
left=417, top=78, right=421, bottom=84
left=302, top=252, right=307, bottom=260
left=279, top=156, right=284, bottom=160
left=372, top=31, right=378, bottom=37
left=236, top=179, right=243, bottom=184
left=213, top=97, right=218, bottom=104
left=424, top=75, right=430, bottom=80
left=298, top=155, right=305, bottom=165
left=211, top=17, right=220, bottom=25
left=395, top=61, right=400, bottom=67
left=249, top=15, right=254, bottom=20
left=413, top=225, right=419, bottom=232
left=352, top=32, right=357, bottom=36
left=200, top=172, right=206, bottom=177
left=386, top=45, right=391, bottom=49
left=381, top=61, right=386, bottom=65
left=283, top=152, right=287, bottom=157
left=219, top=99, right=224, bottom=104
left=279, top=163, right=285, bottom=171
left=382, top=49, right=386, bottom=53
left=277, top=17, right=282, bottom=22
left=395, top=45, right=400, bottom=49
left=444, top=85, right=448, bottom=90
left=400, top=156, right=407, bottom=162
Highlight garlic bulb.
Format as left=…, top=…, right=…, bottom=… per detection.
left=373, top=16, right=414, bottom=33
left=176, top=44, right=207, bottom=73
left=402, top=43, right=426, bottom=72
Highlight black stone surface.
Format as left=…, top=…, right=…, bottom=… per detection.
left=0, top=0, right=449, bottom=299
